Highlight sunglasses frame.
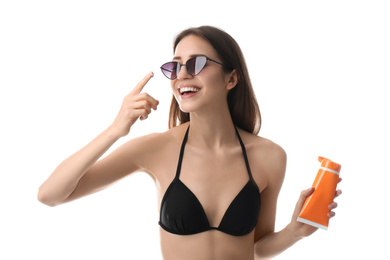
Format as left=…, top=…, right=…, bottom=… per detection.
left=160, top=55, right=225, bottom=80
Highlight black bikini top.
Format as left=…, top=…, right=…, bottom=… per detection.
left=159, top=126, right=261, bottom=236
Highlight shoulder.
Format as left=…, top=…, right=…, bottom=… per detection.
left=237, top=128, right=286, bottom=167
left=237, top=129, right=286, bottom=189
left=128, top=122, right=189, bottom=152
left=116, top=123, right=190, bottom=174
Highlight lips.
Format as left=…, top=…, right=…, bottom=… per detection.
left=179, top=86, right=201, bottom=94
left=177, top=84, right=201, bottom=98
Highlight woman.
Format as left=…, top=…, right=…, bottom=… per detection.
left=38, top=26, right=341, bottom=260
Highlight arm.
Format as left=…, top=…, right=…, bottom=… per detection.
left=252, top=142, right=287, bottom=259
left=37, top=127, right=121, bottom=206
left=38, top=72, right=159, bottom=206
left=254, top=154, right=342, bottom=259
left=254, top=188, right=315, bottom=260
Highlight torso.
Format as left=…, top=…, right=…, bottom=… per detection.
left=139, top=123, right=272, bottom=260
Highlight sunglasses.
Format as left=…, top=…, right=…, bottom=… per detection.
left=160, top=55, right=225, bottom=80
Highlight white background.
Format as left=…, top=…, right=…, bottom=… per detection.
left=1, top=0, right=389, bottom=259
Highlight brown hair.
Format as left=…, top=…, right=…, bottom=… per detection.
left=168, top=26, right=261, bottom=135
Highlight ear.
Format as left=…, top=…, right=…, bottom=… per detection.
left=226, top=69, right=239, bottom=91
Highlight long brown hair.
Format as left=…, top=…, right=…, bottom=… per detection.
left=168, top=26, right=261, bottom=135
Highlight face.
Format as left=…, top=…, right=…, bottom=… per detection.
left=169, top=35, right=236, bottom=114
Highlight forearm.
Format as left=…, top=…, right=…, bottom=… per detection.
left=254, top=224, right=302, bottom=260
left=38, top=73, right=158, bottom=206
left=38, top=126, right=120, bottom=206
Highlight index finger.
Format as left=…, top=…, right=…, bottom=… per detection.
left=130, top=72, right=154, bottom=95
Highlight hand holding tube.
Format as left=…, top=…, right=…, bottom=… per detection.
left=288, top=181, right=342, bottom=239
left=296, top=157, right=342, bottom=231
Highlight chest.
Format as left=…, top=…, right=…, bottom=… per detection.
left=161, top=145, right=256, bottom=228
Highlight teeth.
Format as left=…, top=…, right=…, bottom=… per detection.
left=179, top=87, right=200, bottom=94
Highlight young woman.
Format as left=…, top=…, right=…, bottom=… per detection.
left=38, top=26, right=341, bottom=260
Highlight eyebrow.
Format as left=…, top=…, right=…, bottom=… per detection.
left=172, top=54, right=205, bottom=61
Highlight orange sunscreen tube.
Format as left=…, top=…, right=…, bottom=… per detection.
left=297, top=156, right=341, bottom=230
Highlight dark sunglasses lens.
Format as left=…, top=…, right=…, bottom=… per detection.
left=187, top=56, right=207, bottom=76
left=161, top=62, right=178, bottom=79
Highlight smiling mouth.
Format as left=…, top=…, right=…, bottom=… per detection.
left=179, top=86, right=201, bottom=96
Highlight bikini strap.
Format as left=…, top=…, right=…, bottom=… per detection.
left=175, top=126, right=190, bottom=179
left=176, top=126, right=253, bottom=180
left=234, top=127, right=254, bottom=180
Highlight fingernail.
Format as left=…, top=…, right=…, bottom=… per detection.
left=150, top=72, right=154, bottom=77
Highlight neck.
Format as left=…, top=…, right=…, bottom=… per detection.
left=186, top=104, right=237, bottom=149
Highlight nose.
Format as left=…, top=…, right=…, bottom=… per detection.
left=176, top=64, right=193, bottom=80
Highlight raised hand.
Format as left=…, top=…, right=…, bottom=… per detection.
left=110, top=72, right=159, bottom=138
